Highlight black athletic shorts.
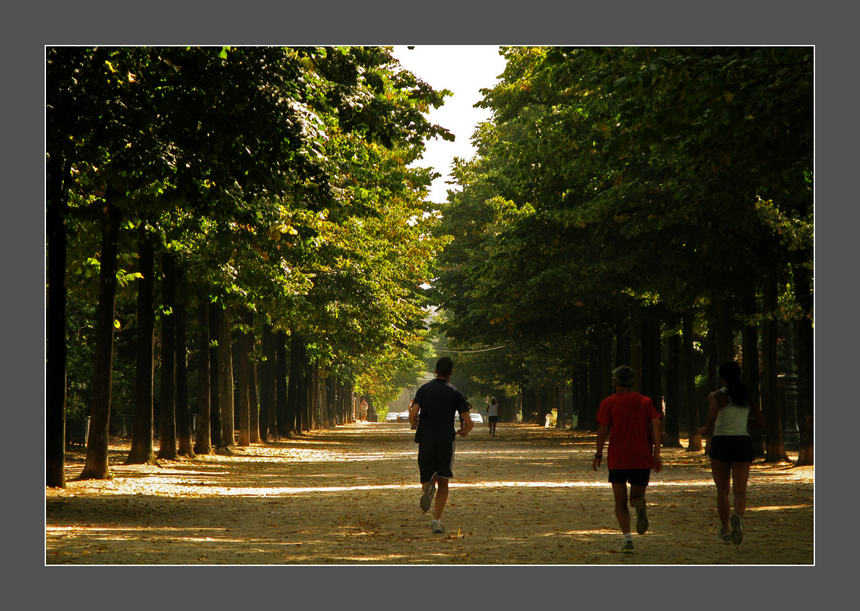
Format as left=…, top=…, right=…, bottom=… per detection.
left=488, top=416, right=499, bottom=423
left=418, top=437, right=456, bottom=483
left=709, top=435, right=754, bottom=464
left=608, top=469, right=651, bottom=487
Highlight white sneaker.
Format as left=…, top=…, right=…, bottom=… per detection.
left=431, top=519, right=445, bottom=533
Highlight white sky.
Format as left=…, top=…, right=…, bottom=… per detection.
left=390, top=45, right=506, bottom=203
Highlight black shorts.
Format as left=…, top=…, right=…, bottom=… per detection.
left=488, top=416, right=499, bottom=423
left=608, top=469, right=651, bottom=487
left=418, top=437, right=456, bottom=482
left=709, top=435, right=754, bottom=464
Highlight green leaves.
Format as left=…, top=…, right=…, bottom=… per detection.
left=432, top=46, right=813, bottom=390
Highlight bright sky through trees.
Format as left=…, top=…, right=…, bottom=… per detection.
left=391, top=45, right=506, bottom=203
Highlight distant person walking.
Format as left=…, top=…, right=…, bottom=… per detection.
left=699, top=360, right=765, bottom=544
left=408, top=357, right=473, bottom=533
left=487, top=397, right=499, bottom=437
left=592, top=365, right=663, bottom=553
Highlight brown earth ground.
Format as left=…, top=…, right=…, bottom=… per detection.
left=45, top=421, right=813, bottom=565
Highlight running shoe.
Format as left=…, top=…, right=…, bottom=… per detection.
left=730, top=513, right=744, bottom=544
left=431, top=519, right=445, bottom=533
left=420, top=474, right=437, bottom=513
left=634, top=499, right=649, bottom=535
left=718, top=527, right=732, bottom=543
left=620, top=540, right=634, bottom=553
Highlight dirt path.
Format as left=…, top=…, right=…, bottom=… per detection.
left=45, top=422, right=813, bottom=564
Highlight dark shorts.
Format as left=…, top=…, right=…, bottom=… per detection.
left=418, top=437, right=456, bottom=482
left=488, top=416, right=499, bottom=423
left=709, top=435, right=754, bottom=464
left=608, top=469, right=651, bottom=487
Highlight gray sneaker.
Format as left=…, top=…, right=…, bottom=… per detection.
left=431, top=519, right=445, bottom=533
left=730, top=513, right=744, bottom=544
left=620, top=540, right=634, bottom=553
left=634, top=499, right=648, bottom=535
left=420, top=475, right=437, bottom=513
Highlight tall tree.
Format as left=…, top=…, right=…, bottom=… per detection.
left=126, top=227, right=157, bottom=465
left=157, top=254, right=178, bottom=460
left=79, top=201, right=122, bottom=480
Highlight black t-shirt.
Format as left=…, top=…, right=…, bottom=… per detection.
left=414, top=378, right=469, bottom=443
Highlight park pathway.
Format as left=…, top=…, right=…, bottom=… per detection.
left=46, top=421, right=813, bottom=564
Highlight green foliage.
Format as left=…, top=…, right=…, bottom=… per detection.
left=49, top=46, right=454, bottom=417
left=433, top=47, right=813, bottom=393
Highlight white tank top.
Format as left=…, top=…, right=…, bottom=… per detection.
left=713, top=389, right=749, bottom=436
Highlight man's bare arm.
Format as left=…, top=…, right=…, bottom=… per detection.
left=408, top=401, right=420, bottom=429
left=458, top=411, right=474, bottom=436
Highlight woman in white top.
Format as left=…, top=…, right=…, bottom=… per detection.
left=487, top=397, right=499, bottom=437
left=700, top=360, right=765, bottom=544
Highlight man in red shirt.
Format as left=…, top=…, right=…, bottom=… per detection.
left=592, top=365, right=663, bottom=552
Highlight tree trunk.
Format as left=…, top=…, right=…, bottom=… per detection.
left=277, top=330, right=291, bottom=436
left=615, top=320, right=631, bottom=367
left=762, top=276, right=789, bottom=463
left=218, top=306, right=235, bottom=449
left=250, top=356, right=261, bottom=443
left=259, top=324, right=276, bottom=441
left=208, top=302, right=222, bottom=447
left=194, top=288, right=213, bottom=455
left=573, top=357, right=589, bottom=431
left=79, top=201, right=121, bottom=480
left=126, top=227, right=157, bottom=465
left=713, top=297, right=735, bottom=363
left=682, top=311, right=702, bottom=451
left=586, top=338, right=602, bottom=430
left=793, top=263, right=814, bottom=466
left=741, top=285, right=764, bottom=458
left=663, top=321, right=682, bottom=447
left=236, top=311, right=252, bottom=446
left=174, top=268, right=194, bottom=458
left=46, top=153, right=68, bottom=487
left=157, top=253, right=178, bottom=460
left=640, top=311, right=663, bottom=416
left=288, top=332, right=305, bottom=433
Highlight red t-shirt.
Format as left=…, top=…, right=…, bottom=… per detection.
left=597, top=391, right=662, bottom=470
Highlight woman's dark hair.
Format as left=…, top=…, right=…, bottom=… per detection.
left=718, top=361, right=750, bottom=406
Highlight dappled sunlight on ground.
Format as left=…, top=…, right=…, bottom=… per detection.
left=46, top=422, right=813, bottom=565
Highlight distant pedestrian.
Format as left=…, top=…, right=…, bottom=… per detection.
left=592, top=365, right=663, bottom=553
left=487, top=397, right=499, bottom=437
left=699, top=360, right=765, bottom=544
left=408, top=357, right=473, bottom=533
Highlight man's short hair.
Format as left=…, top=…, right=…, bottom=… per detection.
left=612, top=365, right=635, bottom=388
left=435, top=356, right=454, bottom=377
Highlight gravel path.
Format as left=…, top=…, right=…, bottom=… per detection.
left=45, top=421, right=813, bottom=564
